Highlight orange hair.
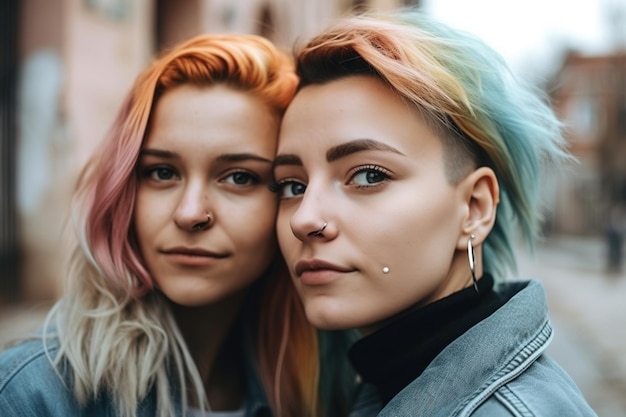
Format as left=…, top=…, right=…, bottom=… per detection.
left=72, top=34, right=319, bottom=416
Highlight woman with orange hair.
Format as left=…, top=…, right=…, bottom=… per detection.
left=0, top=34, right=362, bottom=417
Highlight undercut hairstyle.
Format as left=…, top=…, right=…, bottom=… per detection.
left=43, top=34, right=352, bottom=417
left=293, top=9, right=569, bottom=277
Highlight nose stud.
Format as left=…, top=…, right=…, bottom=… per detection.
left=313, top=222, right=327, bottom=236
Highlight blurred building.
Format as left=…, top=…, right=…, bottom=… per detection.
left=548, top=51, right=626, bottom=235
left=0, top=0, right=420, bottom=304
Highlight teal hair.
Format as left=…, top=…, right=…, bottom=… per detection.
left=295, top=9, right=569, bottom=278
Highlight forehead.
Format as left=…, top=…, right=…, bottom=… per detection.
left=147, top=84, right=279, bottom=153
left=278, top=75, right=444, bottom=159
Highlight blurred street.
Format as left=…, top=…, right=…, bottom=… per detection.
left=1, top=234, right=625, bottom=416
left=516, top=234, right=626, bottom=417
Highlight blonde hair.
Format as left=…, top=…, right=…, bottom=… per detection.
left=45, top=34, right=325, bottom=417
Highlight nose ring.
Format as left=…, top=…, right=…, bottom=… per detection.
left=313, top=222, right=327, bottom=236
left=192, top=212, right=212, bottom=231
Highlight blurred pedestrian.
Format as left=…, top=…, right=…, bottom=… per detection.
left=606, top=201, right=625, bottom=274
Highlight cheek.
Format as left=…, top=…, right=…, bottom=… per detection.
left=276, top=211, right=294, bottom=256
left=230, top=197, right=278, bottom=249
left=133, top=191, right=157, bottom=244
left=363, top=190, right=462, bottom=272
left=233, top=213, right=277, bottom=278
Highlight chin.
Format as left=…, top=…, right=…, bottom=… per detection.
left=161, top=284, right=231, bottom=307
left=307, top=316, right=349, bottom=331
left=167, top=294, right=220, bottom=307
left=303, top=299, right=358, bottom=330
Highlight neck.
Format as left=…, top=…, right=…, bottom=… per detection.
left=433, top=245, right=484, bottom=298
left=349, top=274, right=503, bottom=404
left=170, top=290, right=248, bottom=410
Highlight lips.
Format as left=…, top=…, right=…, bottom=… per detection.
left=160, top=247, right=228, bottom=258
left=159, top=247, right=229, bottom=266
left=293, top=259, right=355, bottom=286
left=294, top=259, right=353, bottom=276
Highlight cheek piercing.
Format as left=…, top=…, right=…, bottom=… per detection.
left=382, top=266, right=390, bottom=274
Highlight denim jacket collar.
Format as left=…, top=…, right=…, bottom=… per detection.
left=379, top=280, right=552, bottom=416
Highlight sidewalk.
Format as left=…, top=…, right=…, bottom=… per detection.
left=517, top=235, right=626, bottom=417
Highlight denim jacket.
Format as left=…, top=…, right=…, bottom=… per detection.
left=0, top=338, right=271, bottom=417
left=377, top=280, right=597, bottom=417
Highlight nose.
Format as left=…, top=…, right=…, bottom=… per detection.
left=289, top=184, right=335, bottom=241
left=174, top=181, right=213, bottom=232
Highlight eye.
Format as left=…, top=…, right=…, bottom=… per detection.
left=349, top=165, right=391, bottom=187
left=143, top=166, right=179, bottom=182
left=222, top=170, right=259, bottom=186
left=271, top=180, right=307, bottom=199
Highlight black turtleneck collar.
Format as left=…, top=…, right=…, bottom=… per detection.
left=348, top=275, right=506, bottom=404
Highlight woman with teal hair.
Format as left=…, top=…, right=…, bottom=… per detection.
left=273, top=9, right=597, bottom=416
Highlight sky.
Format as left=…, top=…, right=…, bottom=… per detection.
left=421, top=0, right=623, bottom=80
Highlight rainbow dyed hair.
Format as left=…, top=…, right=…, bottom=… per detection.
left=293, top=9, right=568, bottom=277
left=53, top=34, right=342, bottom=417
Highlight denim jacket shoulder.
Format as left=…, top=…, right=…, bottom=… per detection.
left=0, top=338, right=83, bottom=416
left=0, top=337, right=270, bottom=417
left=378, top=280, right=597, bottom=417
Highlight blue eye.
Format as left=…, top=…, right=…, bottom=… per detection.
left=146, top=166, right=178, bottom=181
left=224, top=171, right=259, bottom=186
left=272, top=180, right=306, bottom=199
left=350, top=165, right=391, bottom=187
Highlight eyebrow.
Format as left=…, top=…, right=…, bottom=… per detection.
left=140, top=149, right=272, bottom=164
left=216, top=153, right=272, bottom=164
left=273, top=138, right=404, bottom=169
left=140, top=148, right=176, bottom=158
left=273, top=153, right=303, bottom=168
left=326, top=138, right=404, bottom=162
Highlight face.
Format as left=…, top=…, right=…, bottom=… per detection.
left=135, top=84, right=279, bottom=307
left=274, top=76, right=474, bottom=332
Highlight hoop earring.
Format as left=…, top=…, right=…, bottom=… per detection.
left=467, top=233, right=479, bottom=295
